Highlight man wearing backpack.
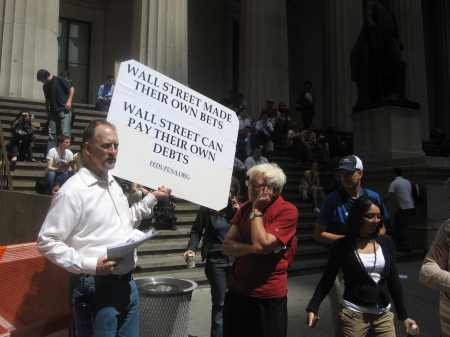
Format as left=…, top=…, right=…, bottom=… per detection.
left=313, top=155, right=388, bottom=335
left=384, top=167, right=415, bottom=253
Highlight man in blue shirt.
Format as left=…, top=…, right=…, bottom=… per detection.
left=95, top=75, right=115, bottom=112
left=314, top=155, right=388, bottom=242
left=313, top=155, right=388, bottom=336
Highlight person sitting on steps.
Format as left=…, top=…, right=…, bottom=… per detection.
left=8, top=111, right=36, bottom=163
left=300, top=161, right=326, bottom=213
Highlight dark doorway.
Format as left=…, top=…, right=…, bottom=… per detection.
left=58, top=18, right=91, bottom=103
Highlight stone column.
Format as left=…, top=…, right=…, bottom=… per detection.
left=0, top=0, right=59, bottom=100
left=238, top=0, right=289, bottom=114
left=323, top=1, right=362, bottom=132
left=393, top=0, right=429, bottom=139
left=131, top=0, right=188, bottom=85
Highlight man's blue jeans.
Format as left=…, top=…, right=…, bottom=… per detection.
left=69, top=273, right=139, bottom=337
left=47, top=110, right=72, bottom=155
left=204, top=255, right=235, bottom=337
left=302, top=143, right=328, bottom=163
left=45, top=171, right=74, bottom=186
left=9, top=136, right=33, bottom=159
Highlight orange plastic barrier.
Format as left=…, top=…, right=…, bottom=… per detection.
left=0, top=242, right=72, bottom=337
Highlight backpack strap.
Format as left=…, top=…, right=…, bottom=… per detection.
left=338, top=188, right=351, bottom=213
left=339, top=187, right=367, bottom=212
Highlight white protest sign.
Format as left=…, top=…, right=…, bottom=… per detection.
left=107, top=59, right=239, bottom=210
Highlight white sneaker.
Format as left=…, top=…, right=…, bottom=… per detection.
left=313, top=208, right=320, bottom=213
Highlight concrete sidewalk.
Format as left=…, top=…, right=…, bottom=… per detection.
left=188, top=259, right=440, bottom=337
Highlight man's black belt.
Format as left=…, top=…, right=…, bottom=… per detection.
left=109, top=271, right=133, bottom=280
left=80, top=271, right=133, bottom=280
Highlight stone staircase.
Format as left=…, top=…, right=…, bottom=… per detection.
left=0, top=97, right=424, bottom=287
left=0, top=96, right=108, bottom=191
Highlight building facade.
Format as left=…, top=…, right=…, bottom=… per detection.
left=1, top=0, right=449, bottom=137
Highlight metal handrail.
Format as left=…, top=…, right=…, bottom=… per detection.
left=0, top=120, right=14, bottom=190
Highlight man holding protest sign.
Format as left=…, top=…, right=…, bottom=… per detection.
left=37, top=119, right=172, bottom=336
left=222, top=163, right=298, bottom=337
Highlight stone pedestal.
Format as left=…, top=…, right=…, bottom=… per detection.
left=352, top=106, right=424, bottom=162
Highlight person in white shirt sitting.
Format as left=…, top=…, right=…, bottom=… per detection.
left=44, top=134, right=76, bottom=186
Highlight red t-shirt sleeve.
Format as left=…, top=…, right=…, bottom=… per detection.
left=265, top=203, right=298, bottom=245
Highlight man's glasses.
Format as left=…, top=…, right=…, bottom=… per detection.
left=245, top=180, right=267, bottom=188
left=363, top=213, right=383, bottom=220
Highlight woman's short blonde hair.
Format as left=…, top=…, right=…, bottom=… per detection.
left=247, top=163, right=287, bottom=191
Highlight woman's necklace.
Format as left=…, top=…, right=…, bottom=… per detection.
left=355, top=239, right=377, bottom=274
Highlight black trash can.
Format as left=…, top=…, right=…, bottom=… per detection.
left=136, top=277, right=198, bottom=337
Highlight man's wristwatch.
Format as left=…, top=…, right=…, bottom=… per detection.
left=250, top=212, right=263, bottom=220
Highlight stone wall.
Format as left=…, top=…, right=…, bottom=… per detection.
left=0, top=191, right=51, bottom=246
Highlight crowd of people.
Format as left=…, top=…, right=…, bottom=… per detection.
left=13, top=79, right=445, bottom=336
left=9, top=79, right=345, bottom=200
left=34, top=117, right=429, bottom=337
left=232, top=90, right=348, bottom=171
left=183, top=146, right=433, bottom=336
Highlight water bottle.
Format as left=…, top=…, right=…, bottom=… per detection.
left=187, top=253, right=195, bottom=269
left=73, top=297, right=94, bottom=337
left=406, top=323, right=417, bottom=336
left=30, top=112, right=35, bottom=120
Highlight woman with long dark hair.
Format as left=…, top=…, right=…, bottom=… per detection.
left=306, top=196, right=419, bottom=336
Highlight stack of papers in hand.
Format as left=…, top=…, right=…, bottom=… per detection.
left=107, top=228, right=158, bottom=259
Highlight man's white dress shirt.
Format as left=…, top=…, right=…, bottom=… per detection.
left=37, top=167, right=157, bottom=275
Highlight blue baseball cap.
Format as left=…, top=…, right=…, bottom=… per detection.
left=337, top=155, right=363, bottom=171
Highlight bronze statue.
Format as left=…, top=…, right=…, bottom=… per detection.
left=351, top=0, right=419, bottom=111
